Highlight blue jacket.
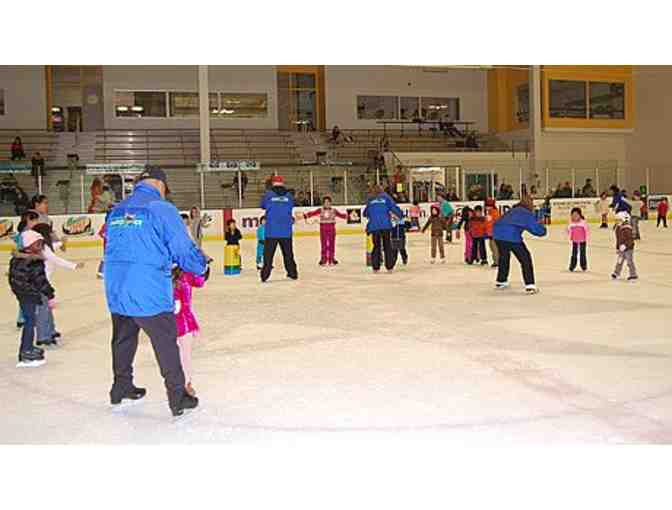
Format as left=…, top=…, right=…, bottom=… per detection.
left=261, top=188, right=295, bottom=239
left=493, top=206, right=547, bottom=243
left=363, top=193, right=403, bottom=232
left=611, top=191, right=632, bottom=214
left=103, top=183, right=208, bottom=317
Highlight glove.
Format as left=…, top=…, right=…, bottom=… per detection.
left=48, top=299, right=56, bottom=309
left=174, top=300, right=181, bottom=315
left=619, top=244, right=627, bottom=252
left=203, top=265, right=211, bottom=282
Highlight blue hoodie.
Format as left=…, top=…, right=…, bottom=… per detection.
left=611, top=191, right=632, bottom=214
left=363, top=192, right=403, bottom=232
left=493, top=205, right=547, bottom=243
left=103, top=182, right=208, bottom=317
left=261, top=188, right=295, bottom=239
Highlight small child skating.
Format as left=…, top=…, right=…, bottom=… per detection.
left=596, top=192, right=610, bottom=229
left=8, top=231, right=55, bottom=368
left=390, top=213, right=411, bottom=266
left=173, top=267, right=207, bottom=397
left=304, top=196, right=347, bottom=266
left=484, top=199, right=500, bottom=267
left=657, top=198, right=669, bottom=228
left=409, top=201, right=421, bottom=231
left=468, top=205, right=488, bottom=266
left=256, top=216, right=266, bottom=270
left=611, top=212, right=638, bottom=281
left=456, top=205, right=474, bottom=264
left=567, top=207, right=590, bottom=272
left=224, top=219, right=243, bottom=275
left=421, top=206, right=446, bottom=264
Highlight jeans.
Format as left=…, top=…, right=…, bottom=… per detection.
left=35, top=295, right=56, bottom=341
left=630, top=216, right=641, bottom=239
left=614, top=250, right=637, bottom=278
left=496, top=240, right=535, bottom=286
left=569, top=242, right=588, bottom=271
left=371, top=229, right=395, bottom=271
left=261, top=237, right=298, bottom=282
left=471, top=237, right=487, bottom=263
left=18, top=299, right=38, bottom=354
left=391, top=238, right=408, bottom=265
left=110, top=312, right=185, bottom=406
left=657, top=214, right=667, bottom=228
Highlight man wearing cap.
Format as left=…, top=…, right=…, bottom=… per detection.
left=103, top=166, right=209, bottom=417
left=260, top=175, right=298, bottom=282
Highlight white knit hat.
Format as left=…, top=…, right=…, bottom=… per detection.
left=21, top=230, right=44, bottom=248
left=616, top=211, right=631, bottom=223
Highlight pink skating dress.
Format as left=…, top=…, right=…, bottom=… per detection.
left=174, top=272, right=206, bottom=338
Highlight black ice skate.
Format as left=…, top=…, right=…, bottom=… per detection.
left=170, top=393, right=199, bottom=417
left=110, top=386, right=147, bottom=405
left=17, top=348, right=45, bottom=368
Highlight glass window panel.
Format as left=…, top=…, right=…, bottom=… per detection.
left=0, top=89, right=4, bottom=115
left=114, top=91, right=167, bottom=117
left=589, top=82, right=625, bottom=119
left=291, top=73, right=316, bottom=89
left=516, top=84, right=529, bottom=123
left=549, top=80, right=587, bottom=118
left=356, top=95, right=399, bottom=120
left=168, top=92, right=218, bottom=117
left=421, top=97, right=459, bottom=121
left=400, top=97, right=419, bottom=120
left=218, top=93, right=268, bottom=118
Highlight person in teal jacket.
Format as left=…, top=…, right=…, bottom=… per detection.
left=256, top=216, right=266, bottom=270
left=493, top=195, right=547, bottom=294
left=104, top=167, right=208, bottom=417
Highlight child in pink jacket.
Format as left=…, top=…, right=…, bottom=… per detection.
left=567, top=207, right=590, bottom=272
left=173, top=267, right=206, bottom=397
left=303, top=195, right=347, bottom=266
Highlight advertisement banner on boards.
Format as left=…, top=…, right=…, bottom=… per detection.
left=196, top=161, right=260, bottom=173
left=0, top=161, right=31, bottom=174
left=85, top=163, right=145, bottom=175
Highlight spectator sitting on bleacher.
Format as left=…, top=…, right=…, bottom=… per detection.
left=465, top=132, right=479, bottom=149
left=373, top=151, right=385, bottom=171
left=11, top=137, right=26, bottom=160
left=330, top=125, right=342, bottom=144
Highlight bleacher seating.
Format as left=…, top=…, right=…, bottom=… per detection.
left=0, top=130, right=57, bottom=161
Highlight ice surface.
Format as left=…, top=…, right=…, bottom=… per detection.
left=1, top=222, right=672, bottom=444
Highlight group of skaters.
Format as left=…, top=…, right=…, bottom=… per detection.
left=6, top=166, right=671, bottom=419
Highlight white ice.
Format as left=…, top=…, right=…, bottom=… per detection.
left=1, top=222, right=672, bottom=444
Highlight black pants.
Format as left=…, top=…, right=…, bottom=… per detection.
left=658, top=214, right=668, bottom=228
left=110, top=312, right=185, bottom=405
left=496, top=240, right=535, bottom=286
left=471, top=237, right=487, bottom=263
left=371, top=229, right=394, bottom=271
left=569, top=242, right=587, bottom=271
left=261, top=237, right=298, bottom=282
left=391, top=238, right=408, bottom=265
left=18, top=299, right=38, bottom=355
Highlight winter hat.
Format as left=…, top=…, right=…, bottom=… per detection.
left=271, top=175, right=285, bottom=187
left=616, top=211, right=631, bottom=223
left=485, top=198, right=496, bottom=207
left=21, top=230, right=44, bottom=248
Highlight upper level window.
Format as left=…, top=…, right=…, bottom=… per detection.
left=0, top=89, right=4, bottom=115
left=115, top=91, right=167, bottom=118
left=399, top=97, right=419, bottom=120
left=169, top=92, right=219, bottom=117
left=357, top=95, right=399, bottom=120
left=549, top=80, right=587, bottom=118
left=216, top=93, right=268, bottom=118
left=589, top=82, right=625, bottom=119
left=516, top=84, right=529, bottom=123
left=421, top=97, right=460, bottom=121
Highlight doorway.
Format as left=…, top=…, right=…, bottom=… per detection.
left=277, top=66, right=325, bottom=132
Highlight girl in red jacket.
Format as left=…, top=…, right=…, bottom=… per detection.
left=304, top=196, right=347, bottom=266
left=657, top=198, right=669, bottom=228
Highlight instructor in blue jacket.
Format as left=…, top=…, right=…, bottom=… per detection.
left=363, top=185, right=404, bottom=272
left=493, top=194, right=546, bottom=294
left=260, top=175, right=298, bottom=282
left=104, top=167, right=209, bottom=417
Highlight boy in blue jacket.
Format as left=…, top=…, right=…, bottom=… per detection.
left=260, top=175, right=298, bottom=282
left=493, top=195, right=547, bottom=294
left=390, top=213, right=411, bottom=266
left=363, top=186, right=404, bottom=272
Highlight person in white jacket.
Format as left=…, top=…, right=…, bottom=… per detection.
left=31, top=224, right=84, bottom=347
left=596, top=192, right=610, bottom=229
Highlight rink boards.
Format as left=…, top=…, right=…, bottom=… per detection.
left=0, top=196, right=669, bottom=250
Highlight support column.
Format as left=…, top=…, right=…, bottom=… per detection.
left=529, top=65, right=543, bottom=181
left=198, top=66, right=211, bottom=165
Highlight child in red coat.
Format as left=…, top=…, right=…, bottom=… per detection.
left=304, top=196, right=347, bottom=265
left=468, top=205, right=488, bottom=265
left=657, top=198, right=669, bottom=228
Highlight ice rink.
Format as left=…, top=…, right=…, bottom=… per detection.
left=1, top=222, right=671, bottom=444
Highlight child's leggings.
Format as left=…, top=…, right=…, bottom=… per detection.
left=464, top=231, right=473, bottom=261
left=320, top=223, right=337, bottom=263
left=177, top=335, right=193, bottom=384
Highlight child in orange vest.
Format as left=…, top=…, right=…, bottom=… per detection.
left=484, top=198, right=500, bottom=267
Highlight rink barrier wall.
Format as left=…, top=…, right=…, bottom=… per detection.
left=0, top=196, right=669, bottom=251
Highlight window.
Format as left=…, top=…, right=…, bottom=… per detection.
left=216, top=93, right=268, bottom=118
left=549, top=80, right=587, bottom=118
left=516, top=84, right=529, bottom=123
left=421, top=97, right=459, bottom=121
left=115, top=91, right=167, bottom=117
left=169, top=92, right=218, bottom=117
left=0, top=89, right=4, bottom=115
left=589, top=82, right=625, bottom=119
left=399, top=97, right=419, bottom=120
left=357, top=96, right=399, bottom=120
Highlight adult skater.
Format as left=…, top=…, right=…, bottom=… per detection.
left=493, top=194, right=547, bottom=294
left=260, top=175, right=298, bottom=282
left=104, top=166, right=209, bottom=417
left=363, top=185, right=404, bottom=273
